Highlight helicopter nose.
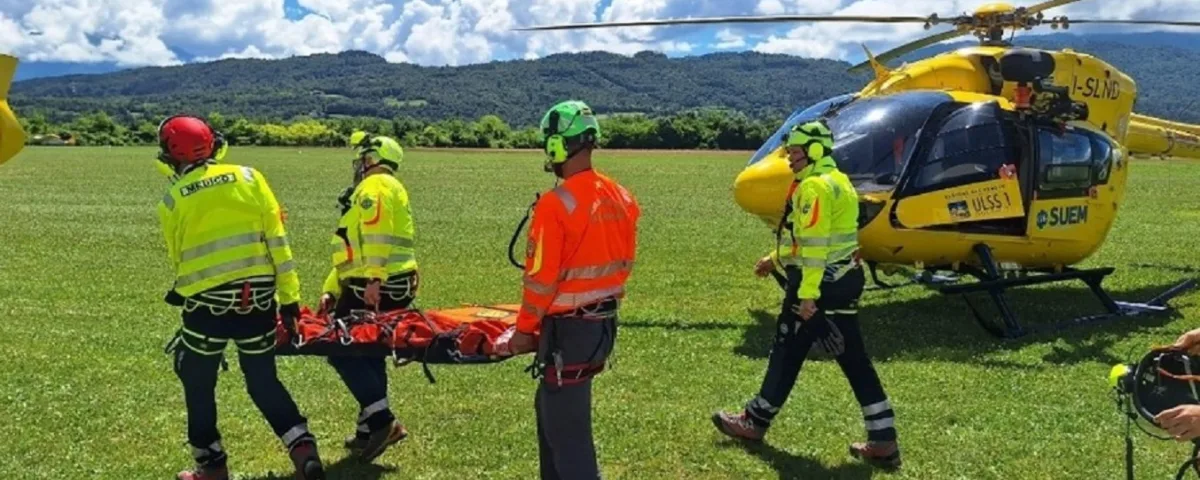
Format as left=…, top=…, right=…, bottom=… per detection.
left=734, top=148, right=794, bottom=225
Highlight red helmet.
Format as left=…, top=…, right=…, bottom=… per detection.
left=158, top=115, right=215, bottom=164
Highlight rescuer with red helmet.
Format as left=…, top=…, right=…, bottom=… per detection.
left=156, top=115, right=325, bottom=480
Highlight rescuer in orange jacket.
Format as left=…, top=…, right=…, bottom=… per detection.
left=495, top=100, right=640, bottom=480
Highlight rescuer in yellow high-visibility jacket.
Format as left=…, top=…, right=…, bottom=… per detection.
left=713, top=119, right=902, bottom=472
left=317, top=131, right=416, bottom=463
left=155, top=115, right=324, bottom=480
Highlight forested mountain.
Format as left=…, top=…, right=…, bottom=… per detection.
left=10, top=32, right=1200, bottom=128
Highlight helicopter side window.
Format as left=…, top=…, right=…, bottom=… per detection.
left=1090, top=134, right=1115, bottom=185
left=907, top=102, right=1019, bottom=194
left=1037, top=128, right=1095, bottom=192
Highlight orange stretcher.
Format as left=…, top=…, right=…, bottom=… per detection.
left=273, top=304, right=535, bottom=379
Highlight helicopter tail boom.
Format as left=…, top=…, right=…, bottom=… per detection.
left=1126, top=115, right=1200, bottom=160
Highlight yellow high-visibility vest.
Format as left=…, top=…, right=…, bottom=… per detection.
left=770, top=155, right=860, bottom=299
left=322, top=172, right=417, bottom=295
left=157, top=163, right=301, bottom=305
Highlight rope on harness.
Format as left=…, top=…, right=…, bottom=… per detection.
left=769, top=181, right=800, bottom=292
left=1175, top=442, right=1200, bottom=480
left=1125, top=406, right=1134, bottom=480
left=508, top=192, right=541, bottom=270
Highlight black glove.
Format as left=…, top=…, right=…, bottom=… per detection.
left=280, top=302, right=301, bottom=338
left=164, top=289, right=185, bottom=307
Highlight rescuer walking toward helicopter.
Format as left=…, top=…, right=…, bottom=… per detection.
left=494, top=100, right=641, bottom=479
left=712, top=119, right=901, bottom=470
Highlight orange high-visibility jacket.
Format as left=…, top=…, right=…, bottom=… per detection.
left=516, top=169, right=641, bottom=334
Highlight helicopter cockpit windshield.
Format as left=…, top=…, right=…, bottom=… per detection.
left=748, top=91, right=956, bottom=190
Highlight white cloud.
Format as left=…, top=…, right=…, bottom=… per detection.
left=714, top=29, right=745, bottom=49
left=0, top=0, right=1196, bottom=69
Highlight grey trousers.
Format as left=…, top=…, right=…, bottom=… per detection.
left=532, top=306, right=617, bottom=480
left=536, top=378, right=598, bottom=480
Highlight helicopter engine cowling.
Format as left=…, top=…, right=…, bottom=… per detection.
left=998, top=48, right=1056, bottom=84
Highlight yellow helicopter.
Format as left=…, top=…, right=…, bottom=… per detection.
left=0, top=54, right=27, bottom=167
left=518, top=0, right=1200, bottom=338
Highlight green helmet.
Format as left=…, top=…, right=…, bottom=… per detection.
left=349, top=131, right=371, bottom=149
left=540, top=100, right=601, bottom=164
left=351, top=131, right=403, bottom=170
left=785, top=120, right=834, bottom=160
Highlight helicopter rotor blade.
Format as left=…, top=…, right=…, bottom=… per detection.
left=1056, top=19, right=1200, bottom=28
left=848, top=28, right=970, bottom=74
left=1024, top=0, right=1084, bottom=14
left=511, top=14, right=933, bottom=32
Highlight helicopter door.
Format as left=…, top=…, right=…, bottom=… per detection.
left=893, top=102, right=1027, bottom=231
left=1027, top=125, right=1115, bottom=240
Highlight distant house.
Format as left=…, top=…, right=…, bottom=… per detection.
left=29, top=134, right=76, bottom=146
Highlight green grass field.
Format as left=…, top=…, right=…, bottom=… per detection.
left=3, top=146, right=1200, bottom=479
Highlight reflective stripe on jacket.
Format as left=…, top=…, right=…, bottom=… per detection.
left=157, top=163, right=301, bottom=305
left=516, top=169, right=641, bottom=334
left=322, top=172, right=417, bottom=295
left=771, top=155, right=860, bottom=299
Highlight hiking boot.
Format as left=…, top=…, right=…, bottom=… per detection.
left=711, top=410, right=766, bottom=442
left=344, top=433, right=367, bottom=451
left=288, top=441, right=325, bottom=480
left=176, top=464, right=229, bottom=480
left=358, top=420, right=408, bottom=462
left=849, top=440, right=902, bottom=471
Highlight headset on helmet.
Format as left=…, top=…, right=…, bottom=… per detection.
left=541, top=100, right=600, bottom=166
left=786, top=120, right=834, bottom=161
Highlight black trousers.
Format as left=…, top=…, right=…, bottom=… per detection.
left=745, top=265, right=898, bottom=442
left=533, top=300, right=618, bottom=480
left=172, top=300, right=313, bottom=467
left=326, top=274, right=416, bottom=437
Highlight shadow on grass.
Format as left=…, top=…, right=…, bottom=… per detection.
left=624, top=277, right=1196, bottom=368
left=240, top=455, right=396, bottom=480
left=714, top=439, right=877, bottom=480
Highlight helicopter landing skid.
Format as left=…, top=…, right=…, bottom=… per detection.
left=866, top=262, right=960, bottom=291
left=936, top=244, right=1197, bottom=339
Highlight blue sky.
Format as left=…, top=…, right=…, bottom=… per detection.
left=1, top=0, right=1197, bottom=72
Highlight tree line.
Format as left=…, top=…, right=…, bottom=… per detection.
left=17, top=109, right=787, bottom=150
left=13, top=38, right=1200, bottom=129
